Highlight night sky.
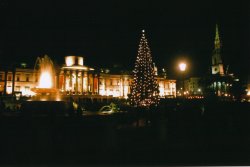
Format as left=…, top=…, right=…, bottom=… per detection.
left=0, top=0, right=249, bottom=78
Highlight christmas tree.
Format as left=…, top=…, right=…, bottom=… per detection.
left=130, top=30, right=159, bottom=107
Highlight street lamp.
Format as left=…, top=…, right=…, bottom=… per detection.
left=178, top=62, right=187, bottom=98
left=179, top=63, right=187, bottom=72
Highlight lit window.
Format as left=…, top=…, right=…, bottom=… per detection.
left=24, top=86, right=30, bottom=95
left=15, top=86, right=20, bottom=91
left=7, top=86, right=12, bottom=94
left=16, top=75, right=20, bottom=81
left=8, top=75, right=12, bottom=81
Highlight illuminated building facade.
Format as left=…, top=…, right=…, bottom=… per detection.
left=58, top=56, right=96, bottom=95
left=0, top=56, right=176, bottom=98
left=96, top=73, right=176, bottom=98
left=184, top=77, right=203, bottom=96
left=0, top=64, right=37, bottom=96
left=157, top=77, right=176, bottom=97
left=98, top=73, right=131, bottom=98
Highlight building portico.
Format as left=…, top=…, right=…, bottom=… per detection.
left=59, top=56, right=96, bottom=95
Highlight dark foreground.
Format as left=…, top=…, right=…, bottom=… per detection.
left=0, top=100, right=250, bottom=165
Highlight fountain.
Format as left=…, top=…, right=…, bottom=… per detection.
left=21, top=55, right=69, bottom=116
left=31, top=55, right=59, bottom=101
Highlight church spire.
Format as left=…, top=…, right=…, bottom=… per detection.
left=211, top=24, right=224, bottom=75
left=214, top=24, right=221, bottom=50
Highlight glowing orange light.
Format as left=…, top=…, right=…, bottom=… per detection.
left=247, top=90, right=250, bottom=96
left=38, top=71, right=52, bottom=88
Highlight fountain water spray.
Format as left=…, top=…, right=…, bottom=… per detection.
left=31, top=55, right=60, bottom=100
left=36, top=55, right=54, bottom=89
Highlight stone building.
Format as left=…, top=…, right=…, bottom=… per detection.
left=0, top=63, right=37, bottom=96
left=184, top=77, right=202, bottom=96
left=0, top=56, right=176, bottom=98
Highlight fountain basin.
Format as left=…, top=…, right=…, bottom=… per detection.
left=31, top=88, right=58, bottom=94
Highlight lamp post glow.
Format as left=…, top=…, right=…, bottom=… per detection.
left=178, top=62, right=187, bottom=98
left=179, top=63, right=187, bottom=72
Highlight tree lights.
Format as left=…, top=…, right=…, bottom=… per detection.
left=130, top=30, right=159, bottom=107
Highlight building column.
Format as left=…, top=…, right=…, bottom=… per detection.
left=81, top=71, right=84, bottom=94
left=3, top=70, right=8, bottom=95
left=63, top=70, right=66, bottom=91
left=122, top=78, right=125, bottom=97
left=69, top=70, right=72, bottom=94
left=55, top=75, right=57, bottom=89
left=83, top=71, right=87, bottom=93
left=75, top=70, right=78, bottom=94
left=87, top=72, right=90, bottom=93
left=163, top=80, right=166, bottom=96
left=170, top=82, right=172, bottom=95
left=216, top=82, right=219, bottom=96
left=97, top=75, right=99, bottom=95
left=12, top=68, right=16, bottom=95
left=56, top=71, right=60, bottom=89
left=92, top=74, right=95, bottom=94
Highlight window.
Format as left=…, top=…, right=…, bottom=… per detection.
left=16, top=75, right=20, bottom=81
left=25, top=86, right=30, bottom=92
left=0, top=75, right=2, bottom=81
left=26, top=74, right=29, bottom=82
left=7, top=86, right=12, bottom=94
left=15, top=86, right=20, bottom=91
left=8, top=75, right=12, bottom=81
